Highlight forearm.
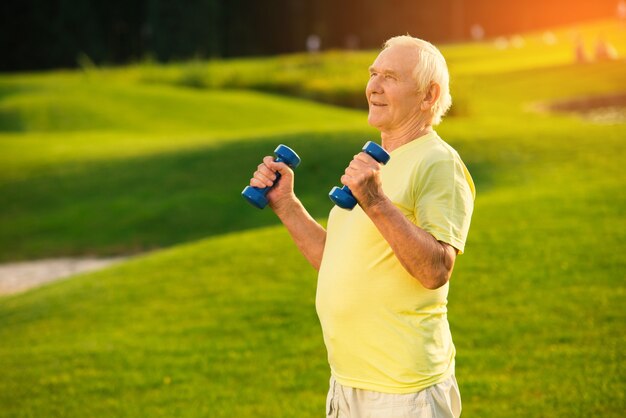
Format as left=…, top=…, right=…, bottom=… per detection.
left=363, top=197, right=454, bottom=289
left=271, top=196, right=326, bottom=271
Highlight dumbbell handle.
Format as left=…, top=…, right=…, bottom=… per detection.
left=329, top=141, right=390, bottom=210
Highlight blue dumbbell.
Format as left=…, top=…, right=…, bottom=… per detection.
left=329, top=141, right=391, bottom=210
left=242, top=144, right=301, bottom=209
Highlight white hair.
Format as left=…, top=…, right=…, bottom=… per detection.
left=383, top=35, right=452, bottom=125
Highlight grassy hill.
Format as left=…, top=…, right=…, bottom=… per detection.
left=0, top=77, right=368, bottom=261
left=0, top=18, right=625, bottom=417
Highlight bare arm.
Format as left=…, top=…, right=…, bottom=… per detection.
left=271, top=196, right=326, bottom=270
left=363, top=198, right=456, bottom=289
left=341, top=152, right=456, bottom=289
left=250, top=156, right=326, bottom=270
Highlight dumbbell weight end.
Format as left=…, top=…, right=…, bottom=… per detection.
left=328, top=185, right=357, bottom=209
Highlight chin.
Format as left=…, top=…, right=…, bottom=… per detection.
left=367, top=115, right=385, bottom=129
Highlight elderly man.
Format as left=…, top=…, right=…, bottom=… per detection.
left=249, top=35, right=474, bottom=417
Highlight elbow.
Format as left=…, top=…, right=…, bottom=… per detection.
left=415, top=268, right=451, bottom=290
left=422, top=276, right=449, bottom=290
left=419, top=242, right=456, bottom=289
left=405, top=243, right=457, bottom=289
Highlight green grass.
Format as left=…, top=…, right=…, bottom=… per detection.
left=1, top=18, right=625, bottom=418
left=0, top=227, right=327, bottom=417
left=0, top=75, right=366, bottom=261
left=0, top=131, right=379, bottom=261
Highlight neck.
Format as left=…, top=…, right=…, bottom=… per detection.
left=380, top=115, right=434, bottom=152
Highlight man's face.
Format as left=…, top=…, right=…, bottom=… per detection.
left=366, top=45, right=423, bottom=131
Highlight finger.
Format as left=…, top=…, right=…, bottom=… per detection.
left=267, top=160, right=292, bottom=178
left=250, top=177, right=269, bottom=188
left=262, top=156, right=276, bottom=167
left=347, top=158, right=369, bottom=172
left=355, top=152, right=377, bottom=164
left=261, top=156, right=281, bottom=174
left=252, top=168, right=276, bottom=187
left=261, top=156, right=282, bottom=171
left=257, top=162, right=277, bottom=181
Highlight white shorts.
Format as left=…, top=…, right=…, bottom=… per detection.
left=325, top=374, right=462, bottom=418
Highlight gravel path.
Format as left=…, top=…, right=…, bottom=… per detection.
left=0, top=257, right=128, bottom=296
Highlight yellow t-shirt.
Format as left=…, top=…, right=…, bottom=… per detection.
left=316, top=131, right=475, bottom=394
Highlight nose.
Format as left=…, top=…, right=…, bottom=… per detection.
left=366, top=74, right=383, bottom=97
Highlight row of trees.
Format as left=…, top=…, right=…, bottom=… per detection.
left=1, top=0, right=618, bottom=71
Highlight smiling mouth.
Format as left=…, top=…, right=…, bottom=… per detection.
left=370, top=102, right=387, bottom=107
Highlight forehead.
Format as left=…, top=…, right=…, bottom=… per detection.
left=370, top=44, right=420, bottom=75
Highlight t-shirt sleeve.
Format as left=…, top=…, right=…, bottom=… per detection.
left=413, top=156, right=475, bottom=254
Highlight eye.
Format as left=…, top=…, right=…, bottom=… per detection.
left=369, top=72, right=377, bottom=78
left=384, top=74, right=395, bottom=80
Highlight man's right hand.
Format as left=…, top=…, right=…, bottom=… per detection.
left=249, top=156, right=295, bottom=211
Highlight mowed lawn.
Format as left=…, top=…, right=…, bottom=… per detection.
left=0, top=75, right=368, bottom=262
left=0, top=19, right=625, bottom=417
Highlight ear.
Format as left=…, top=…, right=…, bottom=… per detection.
left=420, top=83, right=441, bottom=112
